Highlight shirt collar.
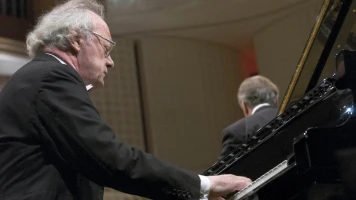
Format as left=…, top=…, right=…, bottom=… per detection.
left=252, top=103, right=270, bottom=115
left=45, top=53, right=93, bottom=91
left=45, top=53, right=66, bottom=65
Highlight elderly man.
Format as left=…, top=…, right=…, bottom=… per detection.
left=0, top=0, right=251, bottom=200
left=218, top=75, right=279, bottom=160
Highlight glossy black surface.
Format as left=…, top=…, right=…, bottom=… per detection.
left=250, top=114, right=356, bottom=200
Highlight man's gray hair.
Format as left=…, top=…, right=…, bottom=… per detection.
left=237, top=75, right=279, bottom=108
left=26, top=0, right=104, bottom=58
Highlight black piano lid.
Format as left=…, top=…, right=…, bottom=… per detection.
left=279, top=0, right=356, bottom=113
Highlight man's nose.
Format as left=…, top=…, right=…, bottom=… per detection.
left=106, top=55, right=114, bottom=68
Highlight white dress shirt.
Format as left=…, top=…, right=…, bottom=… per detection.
left=251, top=103, right=270, bottom=115
left=199, top=175, right=211, bottom=199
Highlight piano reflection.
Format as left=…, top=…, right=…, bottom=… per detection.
left=203, top=0, right=356, bottom=199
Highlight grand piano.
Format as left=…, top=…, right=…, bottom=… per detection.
left=203, top=0, right=356, bottom=199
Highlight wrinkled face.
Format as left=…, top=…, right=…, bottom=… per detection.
left=76, top=12, right=115, bottom=88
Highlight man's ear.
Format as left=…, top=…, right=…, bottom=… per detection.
left=68, top=30, right=82, bottom=55
left=239, top=101, right=248, bottom=117
left=243, top=102, right=250, bottom=116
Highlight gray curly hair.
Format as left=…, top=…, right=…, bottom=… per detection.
left=26, top=0, right=104, bottom=58
left=237, top=75, right=279, bottom=108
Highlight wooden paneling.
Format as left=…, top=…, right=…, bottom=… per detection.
left=0, top=0, right=57, bottom=41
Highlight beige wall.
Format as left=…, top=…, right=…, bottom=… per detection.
left=254, top=0, right=323, bottom=105
left=138, top=37, right=244, bottom=172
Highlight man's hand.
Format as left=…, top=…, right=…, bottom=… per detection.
left=207, top=174, right=252, bottom=200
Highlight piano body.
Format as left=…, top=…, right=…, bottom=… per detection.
left=203, top=0, right=356, bottom=199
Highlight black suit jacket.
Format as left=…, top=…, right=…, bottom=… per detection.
left=218, top=106, right=278, bottom=160
left=0, top=53, right=200, bottom=200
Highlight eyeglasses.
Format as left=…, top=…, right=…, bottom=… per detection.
left=90, top=31, right=116, bottom=57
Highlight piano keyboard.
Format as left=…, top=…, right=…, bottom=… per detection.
left=230, top=160, right=290, bottom=200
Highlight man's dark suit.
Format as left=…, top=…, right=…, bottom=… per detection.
left=0, top=53, right=200, bottom=200
left=218, top=106, right=277, bottom=160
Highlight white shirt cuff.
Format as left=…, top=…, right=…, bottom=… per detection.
left=199, top=175, right=211, bottom=200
